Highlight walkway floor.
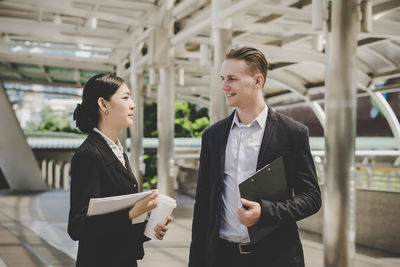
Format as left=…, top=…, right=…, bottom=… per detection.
left=0, top=190, right=399, bottom=267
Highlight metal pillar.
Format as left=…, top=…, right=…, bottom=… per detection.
left=210, top=0, right=232, bottom=124
left=157, top=66, right=175, bottom=197
left=323, top=1, right=358, bottom=267
left=130, top=63, right=145, bottom=191
left=116, top=57, right=128, bottom=150
left=0, top=81, right=47, bottom=190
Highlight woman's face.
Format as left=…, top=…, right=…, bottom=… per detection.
left=105, top=83, right=135, bottom=129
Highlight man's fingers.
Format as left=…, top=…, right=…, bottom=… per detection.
left=240, top=198, right=256, bottom=208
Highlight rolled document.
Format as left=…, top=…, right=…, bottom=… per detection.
left=144, top=194, right=177, bottom=240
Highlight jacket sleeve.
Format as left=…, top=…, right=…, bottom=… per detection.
left=188, top=132, right=211, bottom=267
left=67, top=151, right=133, bottom=241
left=258, top=126, right=322, bottom=226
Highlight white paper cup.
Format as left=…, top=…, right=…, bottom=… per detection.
left=144, top=194, right=177, bottom=240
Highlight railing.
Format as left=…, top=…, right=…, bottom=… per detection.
left=33, top=142, right=400, bottom=192
left=39, top=158, right=71, bottom=190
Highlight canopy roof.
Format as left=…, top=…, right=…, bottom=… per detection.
left=0, top=0, right=399, bottom=108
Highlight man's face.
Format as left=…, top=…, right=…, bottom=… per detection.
left=220, top=59, right=259, bottom=109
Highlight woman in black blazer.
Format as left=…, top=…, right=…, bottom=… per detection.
left=68, top=73, right=171, bottom=267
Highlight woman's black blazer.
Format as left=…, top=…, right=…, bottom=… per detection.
left=68, top=131, right=147, bottom=266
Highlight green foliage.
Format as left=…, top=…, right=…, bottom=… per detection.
left=144, top=102, right=158, bottom=138
left=141, top=101, right=210, bottom=188
left=32, top=107, right=80, bottom=133
left=174, top=101, right=210, bottom=137
left=142, top=152, right=158, bottom=190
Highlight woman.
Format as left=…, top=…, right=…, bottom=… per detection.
left=68, top=73, right=171, bottom=267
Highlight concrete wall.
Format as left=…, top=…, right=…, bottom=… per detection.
left=298, top=186, right=400, bottom=254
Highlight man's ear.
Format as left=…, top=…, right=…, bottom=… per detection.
left=255, top=74, right=264, bottom=87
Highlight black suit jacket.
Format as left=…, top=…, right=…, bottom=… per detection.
left=189, top=108, right=321, bottom=267
left=68, top=132, right=148, bottom=267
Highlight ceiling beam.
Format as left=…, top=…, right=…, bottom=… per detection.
left=234, top=41, right=325, bottom=63
left=0, top=52, right=114, bottom=72
left=2, top=0, right=154, bottom=27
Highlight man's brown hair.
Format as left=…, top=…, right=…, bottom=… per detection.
left=225, top=47, right=268, bottom=86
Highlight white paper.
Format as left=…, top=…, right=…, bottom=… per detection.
left=87, top=191, right=154, bottom=216
left=131, top=212, right=148, bottom=224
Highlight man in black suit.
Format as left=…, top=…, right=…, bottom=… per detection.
left=188, top=47, right=321, bottom=267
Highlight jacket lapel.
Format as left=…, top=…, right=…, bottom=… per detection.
left=123, top=152, right=138, bottom=184
left=90, top=132, right=135, bottom=183
left=217, top=112, right=235, bottom=184
left=256, top=107, right=278, bottom=170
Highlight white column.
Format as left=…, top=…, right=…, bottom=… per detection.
left=54, top=161, right=61, bottom=189
left=157, top=66, right=175, bottom=197
left=63, top=162, right=71, bottom=190
left=210, top=0, right=232, bottom=123
left=41, top=159, right=47, bottom=180
left=323, top=0, right=358, bottom=266
left=130, top=58, right=145, bottom=191
left=47, top=160, right=54, bottom=187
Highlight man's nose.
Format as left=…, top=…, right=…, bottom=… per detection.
left=222, top=81, right=229, bottom=91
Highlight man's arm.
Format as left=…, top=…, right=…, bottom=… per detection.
left=238, top=126, right=321, bottom=227
left=258, top=126, right=321, bottom=226
left=188, top=132, right=211, bottom=267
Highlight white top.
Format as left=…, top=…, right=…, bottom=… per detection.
left=93, top=128, right=126, bottom=168
left=219, top=104, right=268, bottom=243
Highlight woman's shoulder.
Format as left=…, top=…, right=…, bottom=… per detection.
left=72, top=134, right=101, bottom=162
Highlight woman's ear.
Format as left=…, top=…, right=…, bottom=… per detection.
left=98, top=97, right=108, bottom=114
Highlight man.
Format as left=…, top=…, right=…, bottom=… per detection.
left=188, top=47, right=321, bottom=267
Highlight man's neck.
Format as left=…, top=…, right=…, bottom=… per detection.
left=236, top=101, right=265, bottom=125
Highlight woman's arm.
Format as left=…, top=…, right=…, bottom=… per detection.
left=68, top=151, right=134, bottom=241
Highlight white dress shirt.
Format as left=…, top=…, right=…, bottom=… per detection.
left=93, top=128, right=126, bottom=168
left=219, top=104, right=268, bottom=243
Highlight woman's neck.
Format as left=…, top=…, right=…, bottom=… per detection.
left=97, top=122, right=120, bottom=144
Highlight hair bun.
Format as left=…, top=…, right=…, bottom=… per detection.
left=73, top=103, right=93, bottom=133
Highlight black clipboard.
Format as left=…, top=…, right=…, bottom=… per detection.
left=238, top=156, right=288, bottom=243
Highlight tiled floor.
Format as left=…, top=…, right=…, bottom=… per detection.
left=0, top=190, right=399, bottom=267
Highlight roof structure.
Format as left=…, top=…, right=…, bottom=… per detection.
left=0, top=0, right=398, bottom=99
left=0, top=0, right=399, bottom=130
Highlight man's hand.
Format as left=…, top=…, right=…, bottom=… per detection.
left=237, top=198, right=261, bottom=227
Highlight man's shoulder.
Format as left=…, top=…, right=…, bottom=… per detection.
left=273, top=110, right=308, bottom=133
left=203, top=114, right=233, bottom=137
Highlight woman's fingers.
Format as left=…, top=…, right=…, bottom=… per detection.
left=165, top=216, right=173, bottom=226
left=154, top=222, right=169, bottom=240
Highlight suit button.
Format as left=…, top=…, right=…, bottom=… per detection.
left=134, top=184, right=137, bottom=187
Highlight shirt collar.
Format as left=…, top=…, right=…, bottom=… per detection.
left=230, top=104, right=269, bottom=130
left=93, top=128, right=124, bottom=153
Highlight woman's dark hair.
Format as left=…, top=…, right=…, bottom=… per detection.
left=73, top=73, right=125, bottom=133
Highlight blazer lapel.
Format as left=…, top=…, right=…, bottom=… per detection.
left=256, top=107, right=278, bottom=170
left=123, top=152, right=138, bottom=183
left=90, top=132, right=135, bottom=183
left=217, top=112, right=235, bottom=184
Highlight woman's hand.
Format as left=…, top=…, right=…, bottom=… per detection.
left=129, top=192, right=158, bottom=220
left=154, top=216, right=173, bottom=240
